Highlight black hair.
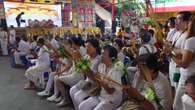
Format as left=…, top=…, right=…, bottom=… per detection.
left=140, top=31, right=151, bottom=43
left=37, top=38, right=45, bottom=45
left=168, top=17, right=176, bottom=26
left=146, top=54, right=160, bottom=72
left=10, top=25, right=14, bottom=28
left=67, top=38, right=72, bottom=45
left=33, top=35, right=38, bottom=41
left=70, top=36, right=83, bottom=46
left=185, top=75, right=195, bottom=86
left=114, top=38, right=124, bottom=49
left=148, top=29, right=155, bottom=36
left=103, top=45, right=118, bottom=62
left=15, top=37, right=21, bottom=42
left=178, top=11, right=192, bottom=22
left=86, top=38, right=101, bottom=55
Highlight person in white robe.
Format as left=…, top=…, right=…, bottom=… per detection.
left=50, top=35, right=60, bottom=50
left=24, top=38, right=50, bottom=89
left=13, top=37, right=30, bottom=65
left=130, top=54, right=173, bottom=110
left=172, top=11, right=193, bottom=110
left=166, top=17, right=177, bottom=42
left=0, top=29, right=8, bottom=55
left=54, top=36, right=86, bottom=107
left=8, top=26, right=16, bottom=45
left=78, top=45, right=123, bottom=110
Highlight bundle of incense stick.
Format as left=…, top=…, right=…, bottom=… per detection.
left=94, top=73, right=123, bottom=87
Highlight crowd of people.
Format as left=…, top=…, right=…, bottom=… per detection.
left=0, top=11, right=195, bottom=110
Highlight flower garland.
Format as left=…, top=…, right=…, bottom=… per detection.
left=75, top=59, right=91, bottom=73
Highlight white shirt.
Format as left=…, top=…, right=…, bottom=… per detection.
left=50, top=38, right=60, bottom=49
left=36, top=45, right=50, bottom=67
left=180, top=37, right=195, bottom=77
left=90, top=55, right=102, bottom=73
left=153, top=72, right=173, bottom=110
left=9, top=29, right=16, bottom=44
left=30, top=41, right=37, bottom=50
left=174, top=31, right=188, bottom=49
left=139, top=44, right=157, bottom=55
left=100, top=67, right=123, bottom=102
left=167, top=28, right=177, bottom=42
left=85, top=55, right=101, bottom=83
left=182, top=94, right=195, bottom=110
left=132, top=72, right=173, bottom=110
left=18, top=40, right=30, bottom=55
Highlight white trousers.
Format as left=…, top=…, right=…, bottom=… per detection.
left=44, top=72, right=55, bottom=92
left=173, top=75, right=188, bottom=110
left=74, top=90, right=89, bottom=109
left=79, top=96, right=121, bottom=110
left=79, top=90, right=122, bottom=110
left=70, top=85, right=80, bottom=110
left=58, top=72, right=84, bottom=87
left=70, top=80, right=91, bottom=110
left=25, top=65, right=49, bottom=87
left=14, top=51, right=22, bottom=65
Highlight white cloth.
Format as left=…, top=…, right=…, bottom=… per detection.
left=9, top=29, right=16, bottom=44
left=0, top=31, right=8, bottom=55
left=139, top=44, right=157, bottom=55
left=182, top=94, right=195, bottom=110
left=174, top=37, right=195, bottom=110
left=50, top=38, right=59, bottom=49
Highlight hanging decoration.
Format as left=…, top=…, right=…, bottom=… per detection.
left=77, top=0, right=95, bottom=28
left=64, top=3, right=72, bottom=27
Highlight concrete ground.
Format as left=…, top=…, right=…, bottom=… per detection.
left=0, top=56, right=73, bottom=110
